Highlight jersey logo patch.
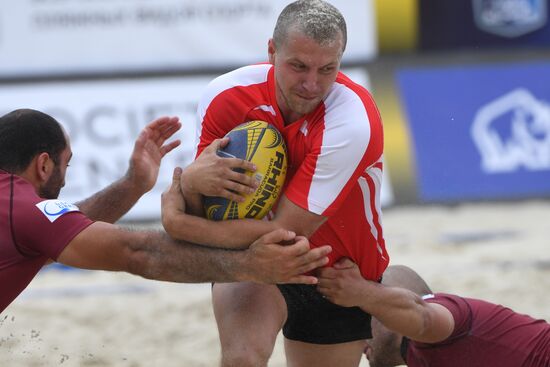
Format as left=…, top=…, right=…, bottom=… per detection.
left=36, top=200, right=80, bottom=223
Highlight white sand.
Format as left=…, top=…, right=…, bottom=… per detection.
left=1, top=201, right=549, bottom=366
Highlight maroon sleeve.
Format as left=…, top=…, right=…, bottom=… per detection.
left=425, top=293, right=473, bottom=342
left=13, top=198, right=93, bottom=261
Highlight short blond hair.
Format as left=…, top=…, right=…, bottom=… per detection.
left=273, top=0, right=347, bottom=53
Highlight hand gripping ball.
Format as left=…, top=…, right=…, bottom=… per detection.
left=203, top=120, right=288, bottom=220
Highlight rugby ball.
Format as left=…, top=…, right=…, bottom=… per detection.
left=203, top=120, right=287, bottom=221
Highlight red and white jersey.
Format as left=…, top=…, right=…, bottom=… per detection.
left=196, top=64, right=389, bottom=280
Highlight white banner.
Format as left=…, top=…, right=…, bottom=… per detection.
left=0, top=77, right=203, bottom=220
left=0, top=0, right=376, bottom=77
left=0, top=68, right=391, bottom=220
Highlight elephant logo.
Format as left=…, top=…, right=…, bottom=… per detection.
left=471, top=88, right=550, bottom=173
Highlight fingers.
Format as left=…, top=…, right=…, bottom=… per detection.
left=256, top=228, right=297, bottom=246
left=133, top=128, right=149, bottom=151
left=226, top=157, right=257, bottom=173
left=171, top=167, right=183, bottom=191
left=206, top=138, right=226, bottom=153
left=285, top=242, right=331, bottom=275
left=280, top=245, right=332, bottom=285
left=160, top=139, right=182, bottom=157
left=294, top=249, right=331, bottom=275
left=226, top=171, right=258, bottom=190
left=157, top=123, right=181, bottom=145
left=207, top=138, right=257, bottom=173
left=145, top=116, right=181, bottom=145
left=214, top=156, right=256, bottom=177
left=219, top=188, right=247, bottom=203
left=206, top=177, right=257, bottom=202
left=285, top=275, right=320, bottom=285
left=217, top=137, right=230, bottom=149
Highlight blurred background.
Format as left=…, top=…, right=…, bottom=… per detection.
left=1, top=0, right=549, bottom=218
left=1, top=1, right=549, bottom=366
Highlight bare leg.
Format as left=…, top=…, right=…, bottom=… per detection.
left=212, top=282, right=287, bottom=367
left=285, top=338, right=367, bottom=367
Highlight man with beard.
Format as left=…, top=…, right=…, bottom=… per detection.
left=0, top=108, right=331, bottom=313
left=317, top=261, right=550, bottom=367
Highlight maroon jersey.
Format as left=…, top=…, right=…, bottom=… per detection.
left=196, top=64, right=388, bottom=280
left=0, top=171, right=92, bottom=312
left=407, top=293, right=550, bottom=366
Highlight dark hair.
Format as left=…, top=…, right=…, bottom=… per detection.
left=0, top=109, right=66, bottom=173
left=273, top=0, right=347, bottom=53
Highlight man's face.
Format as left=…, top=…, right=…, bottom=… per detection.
left=365, top=318, right=404, bottom=367
left=269, top=29, right=343, bottom=123
left=38, top=138, right=72, bottom=199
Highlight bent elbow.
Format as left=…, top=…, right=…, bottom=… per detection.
left=413, top=307, right=449, bottom=344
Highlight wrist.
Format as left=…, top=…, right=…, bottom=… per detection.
left=233, top=248, right=256, bottom=283
left=179, top=169, right=198, bottom=195
left=358, top=281, right=383, bottom=311
left=123, top=168, right=150, bottom=196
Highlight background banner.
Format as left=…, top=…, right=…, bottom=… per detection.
left=398, top=61, right=550, bottom=202
left=419, top=0, right=550, bottom=50
left=0, top=0, right=376, bottom=78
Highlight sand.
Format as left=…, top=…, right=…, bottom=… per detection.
left=1, top=201, right=549, bottom=366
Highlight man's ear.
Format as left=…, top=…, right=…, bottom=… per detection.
left=35, top=152, right=54, bottom=182
left=268, top=38, right=276, bottom=64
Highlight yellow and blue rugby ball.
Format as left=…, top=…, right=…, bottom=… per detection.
left=204, top=120, right=287, bottom=221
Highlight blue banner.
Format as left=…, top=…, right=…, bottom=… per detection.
left=420, top=0, right=550, bottom=49
left=397, top=62, right=550, bottom=202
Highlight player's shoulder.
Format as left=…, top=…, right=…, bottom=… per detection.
left=322, top=71, right=381, bottom=132
left=334, top=71, right=373, bottom=98
left=207, top=64, right=271, bottom=94
left=325, top=71, right=375, bottom=111
left=426, top=293, right=471, bottom=315
left=199, top=64, right=271, bottom=113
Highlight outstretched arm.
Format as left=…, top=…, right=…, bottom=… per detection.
left=57, top=222, right=331, bottom=285
left=76, top=116, right=181, bottom=222
left=317, top=259, right=455, bottom=343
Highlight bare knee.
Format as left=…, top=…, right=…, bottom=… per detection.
left=220, top=345, right=272, bottom=367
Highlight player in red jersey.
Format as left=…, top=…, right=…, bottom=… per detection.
left=318, top=262, right=550, bottom=367
left=0, top=109, right=330, bottom=313
left=161, top=1, right=388, bottom=366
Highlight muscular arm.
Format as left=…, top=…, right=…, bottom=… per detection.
left=57, top=222, right=331, bottom=284
left=317, top=260, right=454, bottom=343
left=75, top=176, right=144, bottom=223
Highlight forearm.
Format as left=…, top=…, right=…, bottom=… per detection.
left=163, top=210, right=278, bottom=249
left=127, top=229, right=253, bottom=283
left=76, top=175, right=144, bottom=223
left=59, top=222, right=328, bottom=285
left=358, top=282, right=433, bottom=340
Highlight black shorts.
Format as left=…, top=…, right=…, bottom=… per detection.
left=276, top=284, right=372, bottom=344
